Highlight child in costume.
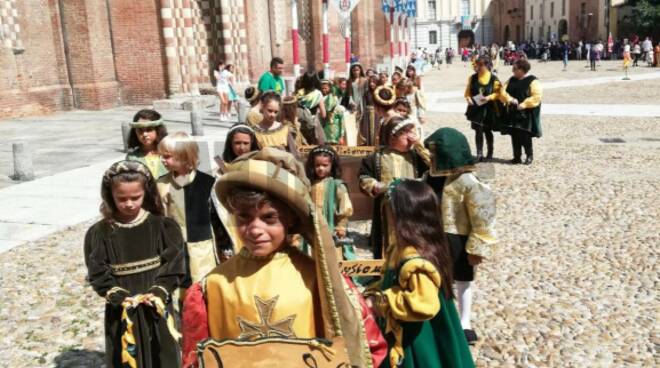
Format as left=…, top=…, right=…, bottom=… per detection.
left=320, top=79, right=347, bottom=145
left=464, top=56, right=504, bottom=162
left=157, top=132, right=231, bottom=284
left=333, top=77, right=351, bottom=110
left=365, top=179, right=475, bottom=368
left=126, top=109, right=169, bottom=178
left=402, top=79, right=427, bottom=126
left=252, top=92, right=300, bottom=157
left=181, top=148, right=387, bottom=367
left=244, top=86, right=262, bottom=126
left=279, top=95, right=307, bottom=147
left=218, top=123, right=260, bottom=173
left=424, top=127, right=497, bottom=345
left=84, top=160, right=185, bottom=368
left=360, top=76, right=380, bottom=146
left=359, top=116, right=430, bottom=259
left=305, top=145, right=355, bottom=260
left=296, top=71, right=327, bottom=145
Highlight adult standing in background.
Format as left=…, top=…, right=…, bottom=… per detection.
left=501, top=59, right=543, bottom=165
left=257, top=57, right=285, bottom=95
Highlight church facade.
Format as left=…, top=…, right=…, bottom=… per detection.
left=0, top=0, right=392, bottom=118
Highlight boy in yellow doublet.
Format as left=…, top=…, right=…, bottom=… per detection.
left=181, top=148, right=387, bottom=368
left=205, top=246, right=321, bottom=340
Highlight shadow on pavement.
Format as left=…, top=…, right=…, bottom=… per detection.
left=53, top=349, right=105, bottom=368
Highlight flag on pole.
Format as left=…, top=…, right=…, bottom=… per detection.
left=381, top=0, right=389, bottom=13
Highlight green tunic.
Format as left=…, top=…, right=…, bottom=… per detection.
left=321, top=95, right=346, bottom=144
left=379, top=257, right=475, bottom=368
left=502, top=75, right=542, bottom=138
left=126, top=149, right=169, bottom=179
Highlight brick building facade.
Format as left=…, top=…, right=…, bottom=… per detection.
left=0, top=0, right=391, bottom=119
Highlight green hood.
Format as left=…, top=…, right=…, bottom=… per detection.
left=424, top=128, right=476, bottom=176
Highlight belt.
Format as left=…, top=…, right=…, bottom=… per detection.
left=110, top=256, right=161, bottom=276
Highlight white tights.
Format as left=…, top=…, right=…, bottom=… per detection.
left=454, top=281, right=473, bottom=330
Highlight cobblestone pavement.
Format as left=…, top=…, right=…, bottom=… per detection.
left=1, top=63, right=659, bottom=367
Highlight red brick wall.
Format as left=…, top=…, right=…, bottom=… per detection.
left=107, top=0, right=168, bottom=104
left=58, top=0, right=120, bottom=109
left=0, top=0, right=73, bottom=118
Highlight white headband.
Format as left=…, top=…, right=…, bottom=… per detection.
left=228, top=124, right=255, bottom=134
left=390, top=119, right=416, bottom=136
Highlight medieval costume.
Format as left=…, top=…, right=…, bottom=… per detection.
left=360, top=85, right=397, bottom=146
left=501, top=74, right=543, bottom=164
left=84, top=211, right=185, bottom=368
left=424, top=128, right=497, bottom=344
left=126, top=119, right=169, bottom=179
left=157, top=170, right=232, bottom=285
left=181, top=148, right=387, bottom=368
left=367, top=245, right=475, bottom=368
left=320, top=92, right=347, bottom=145
left=464, top=70, right=504, bottom=161
left=358, top=119, right=430, bottom=259
left=252, top=121, right=299, bottom=158
left=296, top=88, right=326, bottom=144
left=310, top=176, right=355, bottom=260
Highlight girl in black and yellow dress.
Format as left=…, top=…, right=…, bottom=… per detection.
left=252, top=92, right=300, bottom=158
left=84, top=161, right=185, bottom=368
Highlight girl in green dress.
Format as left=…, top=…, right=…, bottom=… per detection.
left=365, top=179, right=474, bottom=368
left=126, top=109, right=169, bottom=179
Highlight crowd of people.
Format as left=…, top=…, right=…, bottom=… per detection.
left=82, top=50, right=550, bottom=367
left=417, top=34, right=660, bottom=73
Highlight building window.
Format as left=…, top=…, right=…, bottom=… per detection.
left=427, top=1, right=437, bottom=20
left=562, top=0, right=566, bottom=16
left=539, top=26, right=543, bottom=40
left=530, top=27, right=534, bottom=41
left=460, top=0, right=469, bottom=16
left=551, top=2, right=554, bottom=18
left=530, top=5, right=534, bottom=20
left=547, top=26, right=551, bottom=40
left=429, top=30, right=438, bottom=44
left=581, top=2, right=586, bottom=15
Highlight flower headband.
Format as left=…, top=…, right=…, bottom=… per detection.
left=103, top=160, right=153, bottom=187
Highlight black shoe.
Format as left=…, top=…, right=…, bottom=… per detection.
left=486, top=152, right=493, bottom=162
left=464, top=329, right=478, bottom=345
left=476, top=153, right=484, bottom=162
left=510, top=158, right=522, bottom=164
left=524, top=156, right=534, bottom=165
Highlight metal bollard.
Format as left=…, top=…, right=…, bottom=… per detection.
left=12, top=142, right=35, bottom=181
left=191, top=105, right=204, bottom=136
left=121, top=122, right=132, bottom=153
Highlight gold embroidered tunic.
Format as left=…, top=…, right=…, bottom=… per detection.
left=441, top=172, right=497, bottom=258
left=205, top=246, right=322, bottom=340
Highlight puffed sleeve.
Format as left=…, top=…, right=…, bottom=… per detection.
left=464, top=76, right=473, bottom=101
left=499, top=80, right=514, bottom=104
left=334, top=182, right=354, bottom=232
left=148, top=218, right=186, bottom=300
left=381, top=259, right=441, bottom=322
left=359, top=153, right=380, bottom=197
left=84, top=223, right=125, bottom=300
left=486, top=79, right=502, bottom=101
left=519, top=80, right=543, bottom=109
left=182, top=281, right=210, bottom=368
left=464, top=180, right=498, bottom=259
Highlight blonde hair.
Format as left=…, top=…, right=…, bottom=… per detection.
left=158, top=131, right=200, bottom=170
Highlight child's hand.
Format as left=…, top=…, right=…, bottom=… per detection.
left=467, top=254, right=483, bottom=266
left=335, top=229, right=347, bottom=238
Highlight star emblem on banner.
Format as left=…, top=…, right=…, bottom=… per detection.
left=237, top=295, right=297, bottom=340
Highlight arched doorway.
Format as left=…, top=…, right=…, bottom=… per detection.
left=558, top=19, right=568, bottom=40
left=457, top=30, right=475, bottom=48
left=503, top=25, right=511, bottom=42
